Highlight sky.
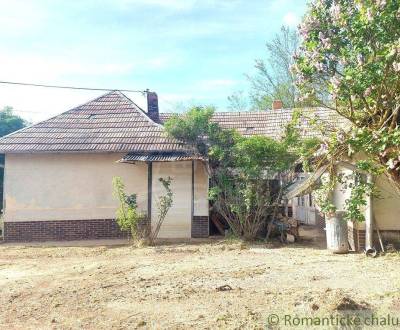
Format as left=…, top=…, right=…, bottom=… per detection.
left=0, top=0, right=308, bottom=123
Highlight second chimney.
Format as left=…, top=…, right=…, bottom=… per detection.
left=147, top=91, right=159, bottom=122
left=272, top=100, right=283, bottom=110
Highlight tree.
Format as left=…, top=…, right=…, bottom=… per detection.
left=0, top=106, right=26, bottom=137
left=293, top=0, right=400, bottom=220
left=165, top=106, right=296, bottom=240
left=228, top=26, right=316, bottom=111
left=227, top=91, right=248, bottom=112
left=249, top=26, right=300, bottom=109
left=0, top=107, right=26, bottom=212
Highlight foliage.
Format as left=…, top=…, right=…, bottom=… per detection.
left=164, top=106, right=238, bottom=167
left=228, top=26, right=317, bottom=111
left=282, top=108, right=324, bottom=171
left=112, top=177, right=143, bottom=240
left=343, top=173, right=375, bottom=222
left=313, top=172, right=337, bottom=215
left=165, top=107, right=296, bottom=240
left=149, top=177, right=174, bottom=245
left=249, top=26, right=301, bottom=109
left=0, top=106, right=26, bottom=137
left=293, top=0, right=400, bottom=221
left=227, top=91, right=248, bottom=112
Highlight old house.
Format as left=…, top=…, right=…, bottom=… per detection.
left=0, top=91, right=209, bottom=241
left=2, top=91, right=398, bottom=249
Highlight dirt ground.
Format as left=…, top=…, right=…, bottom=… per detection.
left=1, top=227, right=400, bottom=330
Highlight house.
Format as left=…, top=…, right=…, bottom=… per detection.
left=0, top=92, right=343, bottom=242
left=0, top=91, right=209, bottom=241
left=286, top=159, right=400, bottom=251
left=3, top=90, right=394, bottom=248
left=160, top=104, right=342, bottom=231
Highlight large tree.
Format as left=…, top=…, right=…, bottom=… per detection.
left=249, top=26, right=300, bottom=109
left=228, top=26, right=314, bottom=111
left=294, top=0, right=400, bottom=186
left=293, top=0, right=400, bottom=220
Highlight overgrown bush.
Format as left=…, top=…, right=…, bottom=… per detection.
left=165, top=107, right=296, bottom=240
left=149, top=177, right=174, bottom=245
left=112, top=177, right=144, bottom=241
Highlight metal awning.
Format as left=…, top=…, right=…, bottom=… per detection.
left=119, top=151, right=205, bottom=163
left=285, top=165, right=328, bottom=199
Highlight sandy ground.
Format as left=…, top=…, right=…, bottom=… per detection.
left=0, top=227, right=400, bottom=329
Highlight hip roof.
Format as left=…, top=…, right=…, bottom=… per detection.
left=0, top=91, right=193, bottom=155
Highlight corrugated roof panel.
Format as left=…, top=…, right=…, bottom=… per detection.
left=120, top=151, right=204, bottom=163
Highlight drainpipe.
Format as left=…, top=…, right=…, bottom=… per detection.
left=365, top=174, right=375, bottom=254
left=284, top=197, right=289, bottom=217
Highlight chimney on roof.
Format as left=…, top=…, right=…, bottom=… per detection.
left=272, top=100, right=283, bottom=110
left=146, top=90, right=159, bottom=122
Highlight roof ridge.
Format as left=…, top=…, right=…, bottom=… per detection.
left=160, top=107, right=328, bottom=116
left=117, top=91, right=167, bottom=130
left=69, top=90, right=119, bottom=112
left=0, top=90, right=122, bottom=141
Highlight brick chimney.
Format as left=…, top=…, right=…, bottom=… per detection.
left=272, top=100, right=283, bottom=110
left=146, top=91, right=159, bottom=122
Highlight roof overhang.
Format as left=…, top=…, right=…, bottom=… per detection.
left=118, top=151, right=205, bottom=163
left=285, top=165, right=328, bottom=199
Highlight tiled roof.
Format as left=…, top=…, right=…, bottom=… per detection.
left=159, top=108, right=346, bottom=139
left=0, top=91, right=193, bottom=154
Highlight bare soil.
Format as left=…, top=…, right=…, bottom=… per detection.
left=0, top=228, right=400, bottom=329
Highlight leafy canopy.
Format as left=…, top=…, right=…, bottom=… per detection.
left=0, top=106, right=26, bottom=137
left=165, top=106, right=296, bottom=240
left=112, top=177, right=143, bottom=240
left=294, top=0, right=400, bottom=220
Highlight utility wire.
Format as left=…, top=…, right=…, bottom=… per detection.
left=0, top=80, right=147, bottom=93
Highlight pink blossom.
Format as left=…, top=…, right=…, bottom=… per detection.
left=387, top=158, right=396, bottom=170
left=330, top=1, right=341, bottom=21
left=357, top=54, right=364, bottom=66
left=376, top=0, right=387, bottom=10
left=330, top=76, right=341, bottom=90
left=364, top=87, right=372, bottom=97
left=314, top=62, right=324, bottom=71
left=366, top=8, right=373, bottom=22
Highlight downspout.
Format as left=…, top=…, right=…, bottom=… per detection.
left=365, top=174, right=375, bottom=254
left=147, top=162, right=152, bottom=226
left=191, top=160, right=194, bottom=237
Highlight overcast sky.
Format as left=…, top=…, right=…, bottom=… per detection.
left=0, top=0, right=307, bottom=123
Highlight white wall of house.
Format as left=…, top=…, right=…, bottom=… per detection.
left=152, top=161, right=191, bottom=238
left=292, top=193, right=317, bottom=225
left=329, top=165, right=400, bottom=231
left=150, top=160, right=208, bottom=238
left=353, top=173, right=400, bottom=231
left=3, top=153, right=148, bottom=222
left=4, top=154, right=210, bottom=238
left=194, top=160, right=209, bottom=217
left=332, top=165, right=353, bottom=211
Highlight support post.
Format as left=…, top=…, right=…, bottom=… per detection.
left=365, top=174, right=374, bottom=251
left=284, top=197, right=289, bottom=217
left=191, top=160, right=194, bottom=233
left=147, top=162, right=152, bottom=223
